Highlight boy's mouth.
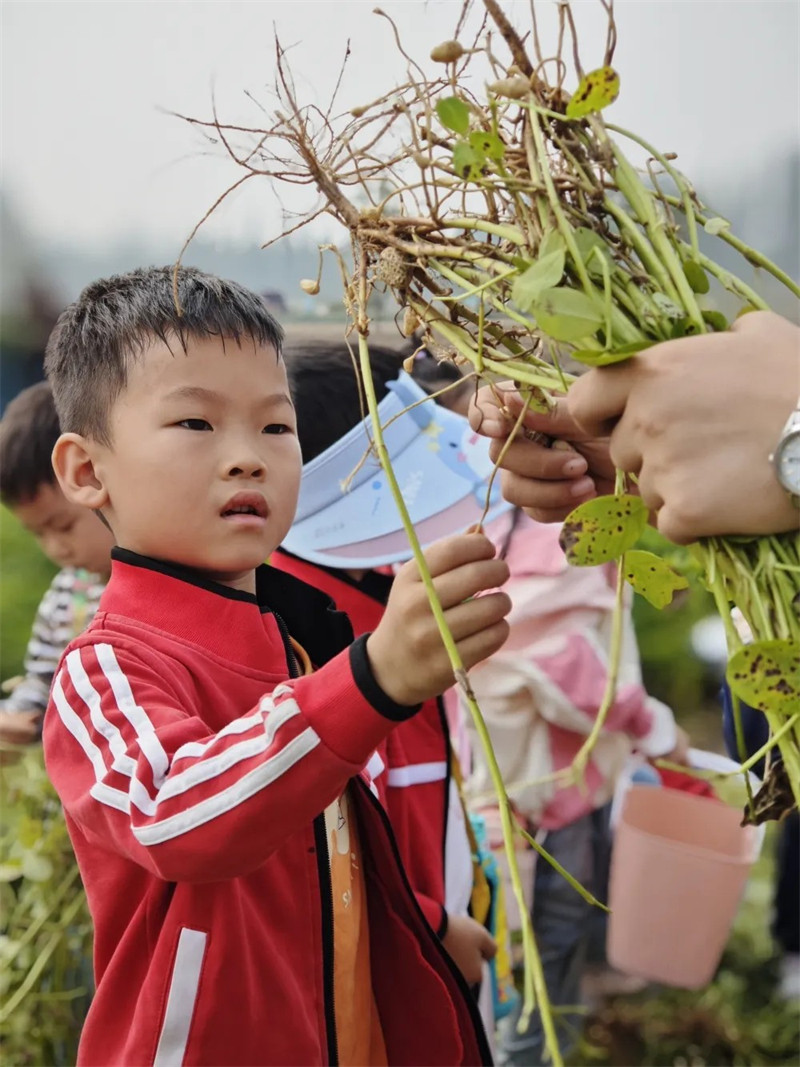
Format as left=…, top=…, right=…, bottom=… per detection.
left=221, top=493, right=268, bottom=521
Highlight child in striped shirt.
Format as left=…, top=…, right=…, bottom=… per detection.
left=0, top=382, right=113, bottom=747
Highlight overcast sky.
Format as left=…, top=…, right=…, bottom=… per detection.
left=1, top=1, right=798, bottom=252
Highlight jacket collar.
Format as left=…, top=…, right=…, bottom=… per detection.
left=101, top=548, right=354, bottom=670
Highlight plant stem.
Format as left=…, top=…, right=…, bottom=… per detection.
left=354, top=301, right=562, bottom=1063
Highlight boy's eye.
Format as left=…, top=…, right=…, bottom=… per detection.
left=263, top=424, right=292, bottom=435
left=178, top=418, right=212, bottom=431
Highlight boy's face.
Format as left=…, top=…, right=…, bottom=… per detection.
left=12, top=482, right=114, bottom=577
left=86, top=334, right=301, bottom=594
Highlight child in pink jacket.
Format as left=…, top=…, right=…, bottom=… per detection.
left=466, top=507, right=688, bottom=1065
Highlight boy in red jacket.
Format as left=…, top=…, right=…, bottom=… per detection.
left=43, top=266, right=511, bottom=1066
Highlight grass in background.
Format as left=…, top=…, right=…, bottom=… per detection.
left=1, top=506, right=56, bottom=683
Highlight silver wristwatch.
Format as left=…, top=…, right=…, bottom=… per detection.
left=771, top=399, right=800, bottom=507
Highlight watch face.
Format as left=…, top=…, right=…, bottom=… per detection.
left=776, top=432, right=800, bottom=494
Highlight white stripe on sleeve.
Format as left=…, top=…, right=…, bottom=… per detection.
left=134, top=728, right=320, bottom=846
left=95, top=643, right=171, bottom=788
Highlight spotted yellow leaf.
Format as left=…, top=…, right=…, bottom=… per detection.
left=566, top=67, right=620, bottom=120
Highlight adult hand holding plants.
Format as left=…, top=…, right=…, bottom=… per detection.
left=366, top=533, right=511, bottom=707
left=567, top=311, right=800, bottom=544
left=471, top=313, right=800, bottom=543
left=469, top=383, right=616, bottom=522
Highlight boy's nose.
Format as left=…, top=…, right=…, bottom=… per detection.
left=227, top=462, right=265, bottom=478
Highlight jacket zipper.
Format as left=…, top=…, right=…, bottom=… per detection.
left=273, top=609, right=339, bottom=1065
left=354, top=776, right=494, bottom=1067
left=314, top=815, right=339, bottom=1066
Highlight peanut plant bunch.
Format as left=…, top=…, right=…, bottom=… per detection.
left=176, top=0, right=799, bottom=812
left=177, top=0, right=798, bottom=1052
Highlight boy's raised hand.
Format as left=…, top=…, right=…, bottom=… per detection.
left=366, top=533, right=511, bottom=708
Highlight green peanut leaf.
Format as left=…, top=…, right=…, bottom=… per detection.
left=511, top=249, right=566, bottom=311
left=452, top=140, right=481, bottom=180
left=539, top=230, right=567, bottom=260
left=566, top=66, right=620, bottom=119
left=469, top=129, right=505, bottom=161
left=622, top=549, right=689, bottom=608
left=436, top=95, right=470, bottom=136
left=559, top=494, right=649, bottom=565
left=572, top=227, right=612, bottom=277
left=683, top=259, right=710, bottom=294
left=702, top=310, right=729, bottom=332
left=726, top=639, right=800, bottom=715
left=531, top=287, right=604, bottom=342
left=571, top=340, right=654, bottom=366
left=652, top=292, right=684, bottom=321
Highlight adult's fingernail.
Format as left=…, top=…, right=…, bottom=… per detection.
left=564, top=457, right=588, bottom=476
left=479, top=420, right=505, bottom=436
left=569, top=476, right=595, bottom=497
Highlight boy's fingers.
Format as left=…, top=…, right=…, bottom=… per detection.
left=415, top=533, right=498, bottom=581
left=455, top=620, right=511, bottom=671
left=480, top=930, right=498, bottom=960
left=431, top=559, right=510, bottom=610
left=441, top=591, right=512, bottom=641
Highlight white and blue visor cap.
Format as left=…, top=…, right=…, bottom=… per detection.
left=280, top=371, right=512, bottom=569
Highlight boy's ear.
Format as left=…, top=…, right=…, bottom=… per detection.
left=51, top=433, right=110, bottom=510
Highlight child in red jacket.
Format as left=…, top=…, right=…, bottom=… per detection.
left=276, top=340, right=514, bottom=1011
left=42, top=266, right=512, bottom=1066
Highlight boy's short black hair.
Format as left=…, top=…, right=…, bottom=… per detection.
left=283, top=341, right=407, bottom=463
left=0, top=381, right=61, bottom=506
left=44, top=266, right=285, bottom=444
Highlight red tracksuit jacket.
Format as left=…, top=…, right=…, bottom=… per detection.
left=272, top=551, right=467, bottom=939
left=43, top=549, right=491, bottom=1066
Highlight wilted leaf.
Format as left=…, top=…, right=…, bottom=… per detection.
left=622, top=549, right=689, bottom=608
left=560, top=494, right=649, bottom=565
left=571, top=340, right=654, bottom=366
left=683, top=260, right=710, bottom=294
left=566, top=66, right=620, bottom=119
left=726, top=639, right=800, bottom=715
left=511, top=250, right=566, bottom=311
left=436, top=95, right=470, bottom=136
left=531, top=287, right=604, bottom=342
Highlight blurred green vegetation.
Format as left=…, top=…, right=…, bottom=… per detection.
left=1, top=506, right=57, bottom=683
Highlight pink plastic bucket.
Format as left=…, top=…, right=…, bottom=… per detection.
left=607, top=756, right=763, bottom=989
